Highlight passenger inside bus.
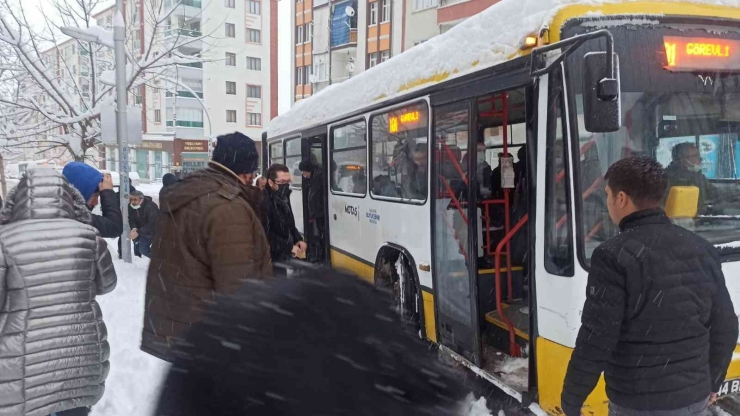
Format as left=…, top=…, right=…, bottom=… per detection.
left=665, top=142, right=718, bottom=214
left=403, top=144, right=428, bottom=200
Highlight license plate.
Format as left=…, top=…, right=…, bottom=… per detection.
left=717, top=378, right=740, bottom=397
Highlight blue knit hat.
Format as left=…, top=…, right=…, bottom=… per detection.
left=62, top=162, right=103, bottom=202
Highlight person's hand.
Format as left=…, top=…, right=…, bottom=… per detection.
left=291, top=245, right=302, bottom=258
left=129, top=228, right=138, bottom=240
left=297, top=241, right=307, bottom=253
left=100, top=173, right=114, bottom=191
left=710, top=392, right=718, bottom=406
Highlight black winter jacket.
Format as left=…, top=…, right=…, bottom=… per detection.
left=562, top=209, right=738, bottom=415
left=91, top=189, right=123, bottom=238
left=129, top=196, right=159, bottom=237
left=261, top=187, right=302, bottom=262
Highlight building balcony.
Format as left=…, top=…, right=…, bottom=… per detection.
left=163, top=0, right=202, bottom=20
left=164, top=28, right=202, bottom=38
left=166, top=120, right=204, bottom=128
left=331, top=29, right=358, bottom=49
left=166, top=90, right=204, bottom=99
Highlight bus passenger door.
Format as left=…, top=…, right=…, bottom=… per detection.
left=302, top=135, right=329, bottom=264
left=432, top=101, right=481, bottom=365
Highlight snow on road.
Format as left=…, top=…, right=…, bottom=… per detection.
left=92, top=253, right=169, bottom=416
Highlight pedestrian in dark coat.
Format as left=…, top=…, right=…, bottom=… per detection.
left=159, top=173, right=178, bottom=207
left=0, top=168, right=117, bottom=416
left=141, top=132, right=272, bottom=362
left=62, top=162, right=123, bottom=238
left=128, top=190, right=158, bottom=258
left=155, top=269, right=471, bottom=416
left=561, top=156, right=738, bottom=416
left=299, top=158, right=327, bottom=263
left=261, top=164, right=305, bottom=267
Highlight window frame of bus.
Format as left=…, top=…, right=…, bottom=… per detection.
left=284, top=137, right=303, bottom=190
left=329, top=117, right=368, bottom=198
left=545, top=64, right=575, bottom=277
left=368, top=100, right=430, bottom=204
left=269, top=140, right=285, bottom=166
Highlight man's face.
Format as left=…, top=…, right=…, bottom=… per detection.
left=269, top=171, right=292, bottom=191
left=682, top=145, right=702, bottom=168
left=130, top=196, right=143, bottom=207
left=302, top=170, right=312, bottom=179
left=413, top=151, right=427, bottom=171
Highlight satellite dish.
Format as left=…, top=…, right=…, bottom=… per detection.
left=345, top=6, right=355, bottom=17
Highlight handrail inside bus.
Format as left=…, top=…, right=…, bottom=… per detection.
left=494, top=214, right=528, bottom=358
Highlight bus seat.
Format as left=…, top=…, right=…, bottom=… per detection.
left=665, top=186, right=700, bottom=219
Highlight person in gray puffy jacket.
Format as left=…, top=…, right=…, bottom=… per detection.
left=0, top=168, right=118, bottom=416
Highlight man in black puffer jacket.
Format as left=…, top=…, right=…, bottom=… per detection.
left=562, top=156, right=738, bottom=416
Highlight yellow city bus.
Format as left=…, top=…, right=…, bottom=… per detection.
left=264, top=1, right=740, bottom=414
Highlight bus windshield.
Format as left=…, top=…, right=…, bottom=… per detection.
left=565, top=20, right=740, bottom=261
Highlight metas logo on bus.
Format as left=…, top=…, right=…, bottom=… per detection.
left=344, top=204, right=359, bottom=220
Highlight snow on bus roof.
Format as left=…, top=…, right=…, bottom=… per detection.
left=268, top=0, right=740, bottom=138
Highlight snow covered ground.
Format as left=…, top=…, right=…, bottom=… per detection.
left=91, top=253, right=169, bottom=416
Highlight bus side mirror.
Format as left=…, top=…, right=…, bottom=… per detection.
left=583, top=52, right=621, bottom=133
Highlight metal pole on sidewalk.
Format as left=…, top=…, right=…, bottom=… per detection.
left=114, top=1, right=132, bottom=263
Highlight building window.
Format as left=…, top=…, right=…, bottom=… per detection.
left=368, top=52, right=378, bottom=68
left=225, top=23, right=235, bottom=38
left=381, top=0, right=390, bottom=22
left=247, top=113, right=262, bottom=126
left=246, top=56, right=262, bottom=70
left=248, top=0, right=260, bottom=14
left=227, top=110, right=237, bottom=123
left=315, top=62, right=327, bottom=82
left=226, top=81, right=236, bottom=95
left=369, top=2, right=377, bottom=25
left=248, top=29, right=261, bottom=43
left=380, top=50, right=390, bottom=62
left=414, top=0, right=438, bottom=10
left=225, top=52, right=236, bottom=66
left=305, top=23, right=313, bottom=43
left=296, top=67, right=304, bottom=86
left=330, top=119, right=367, bottom=195
left=296, top=26, right=304, bottom=44
left=304, top=65, right=311, bottom=85
left=154, top=109, right=162, bottom=123
left=370, top=102, right=429, bottom=201
left=225, top=0, right=235, bottom=8
left=247, top=85, right=262, bottom=98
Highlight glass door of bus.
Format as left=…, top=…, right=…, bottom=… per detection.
left=432, top=101, right=481, bottom=365
left=302, top=135, right=329, bottom=264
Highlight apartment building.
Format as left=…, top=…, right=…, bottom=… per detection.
left=291, top=0, right=500, bottom=104
left=37, top=0, right=277, bottom=181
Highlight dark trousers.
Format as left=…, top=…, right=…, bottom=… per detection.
left=49, top=407, right=91, bottom=416
left=118, top=236, right=152, bottom=258
left=609, top=398, right=709, bottom=416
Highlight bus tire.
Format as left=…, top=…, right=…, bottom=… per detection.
left=374, top=249, right=422, bottom=334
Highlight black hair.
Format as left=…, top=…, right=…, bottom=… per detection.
left=267, top=163, right=290, bottom=181
left=671, top=142, right=698, bottom=162
left=604, top=156, right=667, bottom=208
left=162, top=173, right=177, bottom=187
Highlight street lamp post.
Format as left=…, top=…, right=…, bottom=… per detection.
left=113, top=4, right=132, bottom=263
left=61, top=5, right=132, bottom=263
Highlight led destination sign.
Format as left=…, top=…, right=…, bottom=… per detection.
left=664, top=36, right=740, bottom=72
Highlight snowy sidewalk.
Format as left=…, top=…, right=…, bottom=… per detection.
left=92, top=254, right=169, bottom=416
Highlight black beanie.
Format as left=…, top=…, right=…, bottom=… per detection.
left=298, top=158, right=313, bottom=172
left=211, top=132, right=260, bottom=175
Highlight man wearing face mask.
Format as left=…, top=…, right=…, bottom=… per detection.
left=665, top=142, right=717, bottom=214
left=262, top=163, right=306, bottom=271
left=128, top=190, right=159, bottom=258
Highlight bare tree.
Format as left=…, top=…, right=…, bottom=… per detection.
left=0, top=0, right=218, bottom=162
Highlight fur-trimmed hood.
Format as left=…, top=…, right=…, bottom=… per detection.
left=0, top=167, right=92, bottom=225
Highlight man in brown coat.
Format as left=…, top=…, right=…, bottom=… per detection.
left=141, top=132, right=272, bottom=362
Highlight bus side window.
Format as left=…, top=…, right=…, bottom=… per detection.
left=330, top=119, right=367, bottom=196
left=544, top=68, right=575, bottom=277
